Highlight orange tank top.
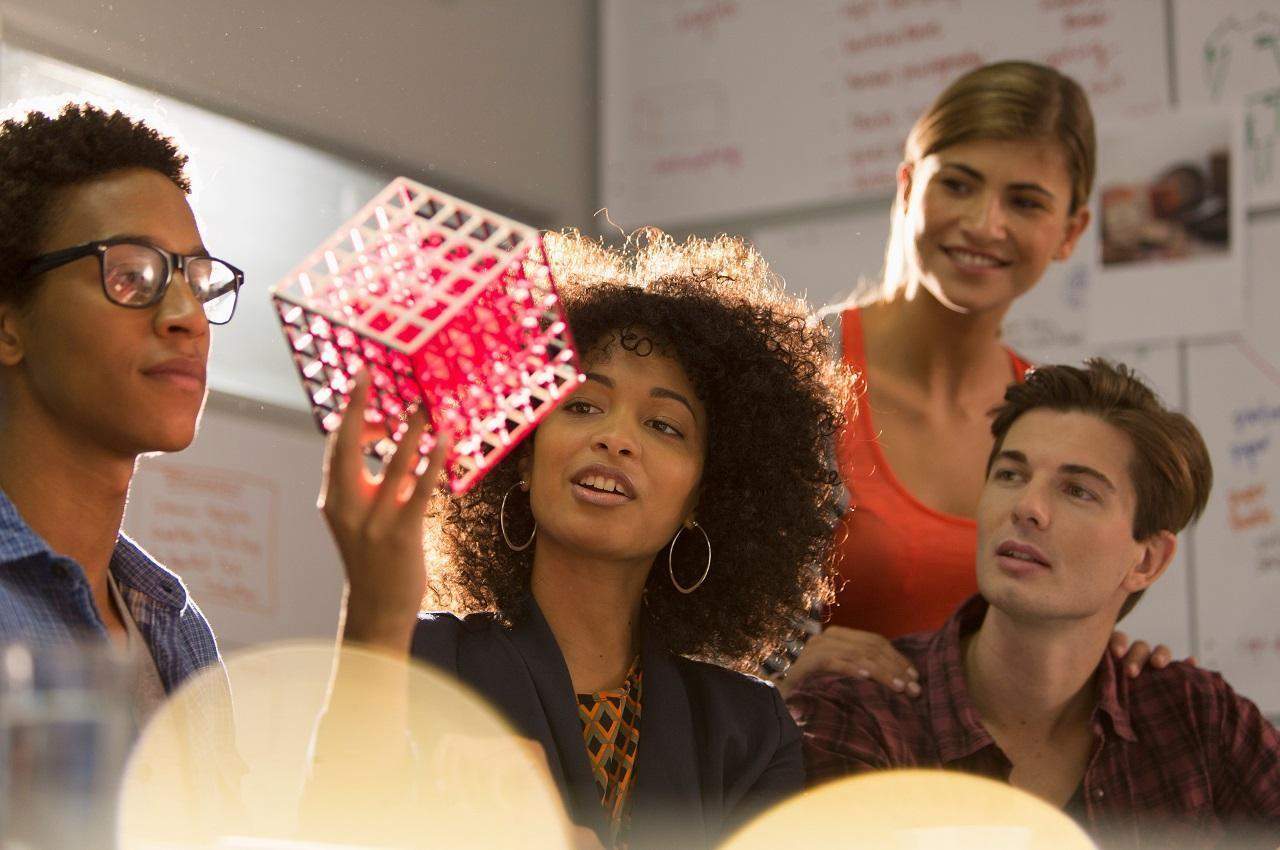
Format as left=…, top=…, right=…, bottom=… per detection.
left=828, top=307, right=1033, bottom=638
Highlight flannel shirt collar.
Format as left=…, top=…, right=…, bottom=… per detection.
left=925, top=594, right=1139, bottom=762
left=923, top=594, right=998, bottom=764
left=0, top=487, right=188, bottom=612
left=1092, top=638, right=1138, bottom=743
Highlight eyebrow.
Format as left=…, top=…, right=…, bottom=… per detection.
left=994, top=450, right=1117, bottom=492
left=583, top=372, right=700, bottom=422
left=1060, top=464, right=1117, bottom=492
left=941, top=163, right=1056, bottom=199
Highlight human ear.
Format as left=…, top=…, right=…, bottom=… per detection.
left=0, top=302, right=25, bottom=367
left=1053, top=207, right=1092, bottom=261
left=1123, top=530, right=1177, bottom=592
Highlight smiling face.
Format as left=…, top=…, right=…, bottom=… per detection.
left=524, top=335, right=707, bottom=567
left=0, top=167, right=211, bottom=458
left=900, top=137, right=1090, bottom=315
left=975, top=409, right=1174, bottom=625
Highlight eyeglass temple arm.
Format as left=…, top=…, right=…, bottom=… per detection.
left=22, top=244, right=99, bottom=280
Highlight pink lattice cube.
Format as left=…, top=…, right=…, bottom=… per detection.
left=270, top=178, right=582, bottom=493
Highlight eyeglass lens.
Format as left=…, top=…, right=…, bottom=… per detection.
left=102, top=243, right=239, bottom=323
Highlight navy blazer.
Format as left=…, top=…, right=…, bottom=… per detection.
left=410, top=598, right=803, bottom=848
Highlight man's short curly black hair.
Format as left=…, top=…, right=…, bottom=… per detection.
left=424, top=230, right=857, bottom=669
left=0, top=102, right=190, bottom=304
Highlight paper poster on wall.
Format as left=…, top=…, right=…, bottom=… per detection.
left=1186, top=339, right=1280, bottom=716
left=1175, top=1, right=1280, bottom=104
left=1174, top=1, right=1280, bottom=210
left=1087, top=109, right=1246, bottom=345
left=125, top=464, right=279, bottom=615
left=123, top=398, right=345, bottom=651
left=1243, top=216, right=1280, bottom=375
left=749, top=208, right=891, bottom=310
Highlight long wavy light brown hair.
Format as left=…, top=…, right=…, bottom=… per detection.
left=423, top=229, right=857, bottom=668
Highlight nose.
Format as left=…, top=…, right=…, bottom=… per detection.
left=591, top=415, right=640, bottom=459
left=154, top=268, right=210, bottom=338
left=1011, top=481, right=1050, bottom=530
left=961, top=191, right=1009, bottom=242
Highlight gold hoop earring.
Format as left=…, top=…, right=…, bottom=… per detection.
left=668, top=521, right=711, bottom=594
left=500, top=482, right=537, bottom=552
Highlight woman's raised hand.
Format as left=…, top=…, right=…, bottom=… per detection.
left=776, top=626, right=921, bottom=700
left=319, top=370, right=452, bottom=654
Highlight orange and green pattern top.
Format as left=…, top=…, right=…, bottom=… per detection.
left=577, top=659, right=642, bottom=848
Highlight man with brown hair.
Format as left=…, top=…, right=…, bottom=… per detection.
left=789, top=359, right=1280, bottom=847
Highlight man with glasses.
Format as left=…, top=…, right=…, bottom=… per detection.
left=0, top=103, right=243, bottom=720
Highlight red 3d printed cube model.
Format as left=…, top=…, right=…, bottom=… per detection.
left=270, top=178, right=582, bottom=493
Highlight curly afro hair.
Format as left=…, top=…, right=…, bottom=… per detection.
left=424, top=229, right=857, bottom=669
left=0, top=102, right=190, bottom=304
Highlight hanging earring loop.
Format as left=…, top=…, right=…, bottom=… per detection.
left=500, top=482, right=537, bottom=552
left=668, top=521, right=712, bottom=594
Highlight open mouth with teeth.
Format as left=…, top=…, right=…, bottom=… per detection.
left=944, top=247, right=1010, bottom=268
left=578, top=475, right=628, bottom=495
left=571, top=470, right=636, bottom=501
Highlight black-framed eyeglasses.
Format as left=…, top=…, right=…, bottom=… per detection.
left=23, top=238, right=245, bottom=325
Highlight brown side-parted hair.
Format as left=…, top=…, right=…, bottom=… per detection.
left=985, top=358, right=1213, bottom=620
left=878, top=60, right=1097, bottom=301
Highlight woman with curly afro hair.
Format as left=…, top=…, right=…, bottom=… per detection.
left=321, top=229, right=855, bottom=849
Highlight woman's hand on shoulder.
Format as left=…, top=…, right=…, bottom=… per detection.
left=776, top=626, right=920, bottom=700
left=1109, top=630, right=1195, bottom=678
left=319, top=370, right=451, bottom=654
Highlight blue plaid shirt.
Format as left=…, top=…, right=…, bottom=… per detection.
left=0, top=487, right=223, bottom=693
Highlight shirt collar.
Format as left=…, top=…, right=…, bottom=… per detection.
left=110, top=533, right=190, bottom=611
left=925, top=594, right=1139, bottom=760
left=0, top=486, right=188, bottom=611
left=1092, top=640, right=1138, bottom=743
left=922, top=594, right=998, bottom=763
left=0, top=487, right=57, bottom=562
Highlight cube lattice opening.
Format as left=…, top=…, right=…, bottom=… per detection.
left=270, top=178, right=581, bottom=493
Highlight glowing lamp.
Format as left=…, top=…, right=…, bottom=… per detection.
left=271, top=178, right=581, bottom=493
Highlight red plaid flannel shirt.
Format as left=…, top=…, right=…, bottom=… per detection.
left=788, top=595, right=1280, bottom=849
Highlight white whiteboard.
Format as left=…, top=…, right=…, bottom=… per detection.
left=1182, top=214, right=1280, bottom=714
left=602, top=0, right=1168, bottom=226
left=0, top=44, right=390, bottom=412
left=123, top=394, right=344, bottom=651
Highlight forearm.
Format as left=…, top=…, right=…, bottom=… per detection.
left=300, top=640, right=418, bottom=840
left=338, top=584, right=419, bottom=656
